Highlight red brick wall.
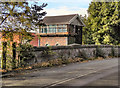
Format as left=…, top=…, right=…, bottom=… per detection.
left=0, top=32, right=21, bottom=52
left=0, top=32, right=69, bottom=47
left=13, top=33, right=21, bottom=44
left=30, top=33, right=38, bottom=47
left=0, top=32, right=21, bottom=43
left=0, top=32, right=39, bottom=47
left=40, top=37, right=68, bottom=46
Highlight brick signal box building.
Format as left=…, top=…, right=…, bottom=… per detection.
left=38, top=14, right=85, bottom=46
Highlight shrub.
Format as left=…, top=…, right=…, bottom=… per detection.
left=17, top=43, right=35, bottom=67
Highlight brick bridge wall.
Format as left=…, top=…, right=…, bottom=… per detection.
left=29, top=45, right=120, bottom=64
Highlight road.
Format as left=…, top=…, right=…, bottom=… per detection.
left=2, top=58, right=119, bottom=87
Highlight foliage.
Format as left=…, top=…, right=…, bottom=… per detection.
left=0, top=1, right=47, bottom=41
left=1, top=41, right=17, bottom=70
left=0, top=2, right=31, bottom=32
left=29, top=2, right=47, bottom=27
left=0, top=1, right=47, bottom=69
left=17, top=43, right=35, bottom=67
left=82, top=2, right=120, bottom=45
left=32, top=57, right=83, bottom=68
left=82, top=15, right=95, bottom=44
left=1, top=42, right=7, bottom=69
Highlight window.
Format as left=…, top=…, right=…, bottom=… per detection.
left=45, top=44, right=49, bottom=46
left=57, top=25, right=67, bottom=32
left=63, top=29, right=67, bottom=32
left=44, top=28, right=47, bottom=33
left=41, top=24, right=67, bottom=33
left=55, top=42, right=60, bottom=46
left=56, top=44, right=59, bottom=46
left=56, top=43, right=60, bottom=46
left=41, top=26, right=47, bottom=33
left=57, top=27, right=63, bottom=32
left=48, top=25, right=57, bottom=33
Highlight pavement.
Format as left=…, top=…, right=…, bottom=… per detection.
left=1, top=58, right=119, bottom=87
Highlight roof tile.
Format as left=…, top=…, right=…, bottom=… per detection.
left=43, top=14, right=77, bottom=25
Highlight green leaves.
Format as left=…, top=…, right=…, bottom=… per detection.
left=17, top=43, right=35, bottom=67
left=83, top=2, right=120, bottom=45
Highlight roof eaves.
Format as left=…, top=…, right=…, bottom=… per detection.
left=45, top=22, right=70, bottom=25
left=78, top=16, right=86, bottom=27
left=68, top=14, right=77, bottom=24
left=69, top=14, right=85, bottom=27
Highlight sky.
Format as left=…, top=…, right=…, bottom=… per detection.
left=28, top=0, right=92, bottom=16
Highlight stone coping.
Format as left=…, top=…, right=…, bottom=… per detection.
left=34, top=45, right=120, bottom=51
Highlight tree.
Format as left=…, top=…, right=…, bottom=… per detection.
left=0, top=1, right=47, bottom=69
left=0, top=1, right=32, bottom=69
left=0, top=2, right=31, bottom=31
left=30, top=2, right=47, bottom=27
left=82, top=15, right=95, bottom=44
left=83, top=2, right=120, bottom=45
left=0, top=1, right=47, bottom=40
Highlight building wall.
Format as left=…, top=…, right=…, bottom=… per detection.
left=0, top=32, right=39, bottom=47
left=75, top=26, right=82, bottom=44
left=13, top=33, right=21, bottom=44
left=68, top=25, right=82, bottom=44
left=0, top=32, right=21, bottom=48
left=68, top=36, right=75, bottom=44
left=40, top=37, right=68, bottom=46
left=68, top=25, right=75, bottom=34
left=0, top=32, right=21, bottom=58
left=30, top=33, right=39, bottom=47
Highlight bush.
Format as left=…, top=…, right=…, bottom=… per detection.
left=17, top=43, right=35, bottom=67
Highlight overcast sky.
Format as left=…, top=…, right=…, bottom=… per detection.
left=29, top=0, right=92, bottom=16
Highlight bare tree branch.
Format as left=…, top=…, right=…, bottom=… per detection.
left=0, top=4, right=15, bottom=25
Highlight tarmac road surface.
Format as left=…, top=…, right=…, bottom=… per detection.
left=2, top=58, right=119, bottom=87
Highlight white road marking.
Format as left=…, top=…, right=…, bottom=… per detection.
left=44, top=66, right=118, bottom=88
left=44, top=70, right=98, bottom=88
